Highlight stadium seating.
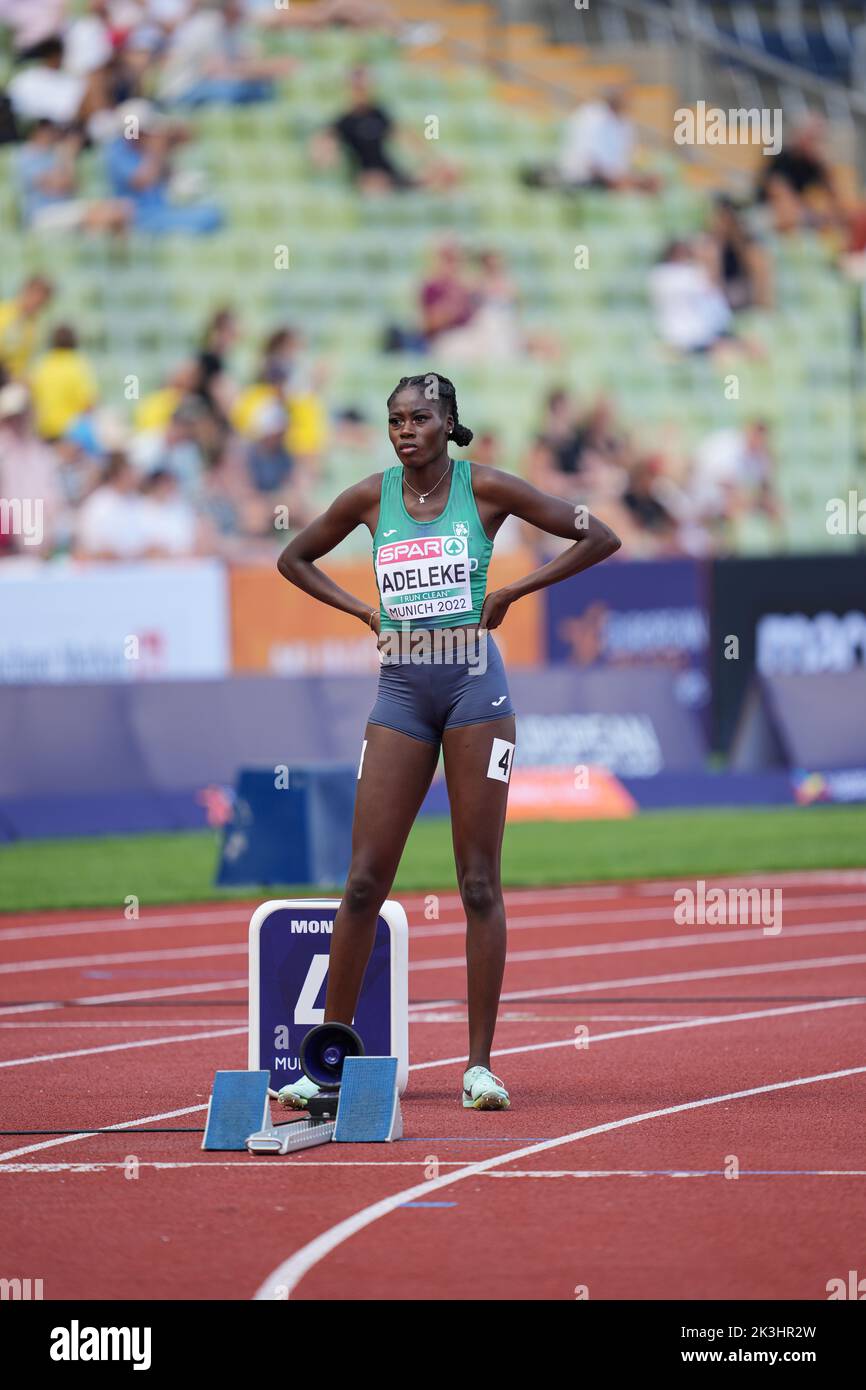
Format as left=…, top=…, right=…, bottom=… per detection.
left=0, top=21, right=860, bottom=557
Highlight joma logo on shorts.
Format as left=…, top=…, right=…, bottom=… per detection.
left=290, top=919, right=333, bottom=933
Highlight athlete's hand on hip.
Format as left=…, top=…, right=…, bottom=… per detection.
left=479, top=588, right=513, bottom=631
left=367, top=609, right=381, bottom=637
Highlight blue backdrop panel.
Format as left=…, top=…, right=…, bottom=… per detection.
left=216, top=766, right=356, bottom=886
left=249, top=902, right=404, bottom=1091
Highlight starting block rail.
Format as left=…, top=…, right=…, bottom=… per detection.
left=246, top=1119, right=336, bottom=1154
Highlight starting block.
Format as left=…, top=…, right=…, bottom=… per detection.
left=246, top=1057, right=402, bottom=1154
left=202, top=1070, right=270, bottom=1151
left=204, top=1056, right=403, bottom=1155
left=334, top=1056, right=402, bottom=1143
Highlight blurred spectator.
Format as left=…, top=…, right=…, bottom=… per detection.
left=313, top=66, right=459, bottom=194
left=433, top=249, right=523, bottom=361
left=232, top=327, right=328, bottom=468
left=30, top=325, right=99, bottom=440
left=262, top=0, right=439, bottom=42
left=0, top=382, right=61, bottom=556
left=194, top=443, right=262, bottom=555
left=138, top=467, right=199, bottom=555
left=134, top=361, right=204, bottom=438
left=64, top=2, right=155, bottom=138
left=15, top=121, right=131, bottom=235
left=136, top=399, right=212, bottom=492
left=707, top=195, right=773, bottom=312
left=6, top=34, right=88, bottom=126
left=0, top=1, right=67, bottom=55
left=621, top=454, right=679, bottom=544
left=56, top=408, right=128, bottom=532
left=158, top=0, right=296, bottom=108
left=523, top=91, right=659, bottom=193
left=690, top=421, right=780, bottom=532
left=0, top=275, right=54, bottom=380
left=527, top=389, right=625, bottom=493
left=63, top=2, right=114, bottom=80
left=754, top=115, right=842, bottom=234
left=391, top=242, right=557, bottom=361
left=417, top=239, right=479, bottom=350
left=245, top=398, right=292, bottom=492
left=104, top=100, right=223, bottom=234
left=75, top=453, right=148, bottom=559
left=196, top=307, right=240, bottom=426
left=244, top=397, right=314, bottom=533
left=649, top=240, right=735, bottom=357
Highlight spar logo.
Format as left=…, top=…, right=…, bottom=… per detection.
left=378, top=536, right=466, bottom=565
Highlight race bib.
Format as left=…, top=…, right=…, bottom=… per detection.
left=375, top=535, right=472, bottom=621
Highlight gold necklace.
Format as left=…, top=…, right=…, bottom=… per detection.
left=403, top=459, right=452, bottom=505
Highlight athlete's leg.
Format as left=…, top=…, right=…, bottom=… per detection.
left=324, top=722, right=439, bottom=1022
left=441, top=714, right=516, bottom=1070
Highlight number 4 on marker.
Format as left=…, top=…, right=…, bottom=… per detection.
left=294, top=953, right=329, bottom=1026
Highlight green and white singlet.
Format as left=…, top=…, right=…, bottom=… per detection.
left=372, top=458, right=494, bottom=631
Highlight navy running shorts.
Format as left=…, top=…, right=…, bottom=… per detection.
left=367, top=630, right=515, bottom=744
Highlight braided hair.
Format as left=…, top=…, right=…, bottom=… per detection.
left=387, top=373, right=474, bottom=448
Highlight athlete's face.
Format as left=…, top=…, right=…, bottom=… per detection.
left=387, top=388, right=453, bottom=468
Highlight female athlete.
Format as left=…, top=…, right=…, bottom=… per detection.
left=276, top=372, right=620, bottom=1110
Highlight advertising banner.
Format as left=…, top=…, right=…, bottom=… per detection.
left=229, top=548, right=544, bottom=674
left=544, top=557, right=710, bottom=722
left=0, top=559, right=229, bottom=684
left=710, top=555, right=866, bottom=751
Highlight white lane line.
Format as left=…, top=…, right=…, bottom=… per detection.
left=483, top=1169, right=866, bottom=1179
left=410, top=924, right=866, bottom=973
left=410, top=950, right=866, bottom=1016
left=411, top=894, right=866, bottom=939
left=5, top=891, right=866, bottom=960
left=410, top=996, right=866, bottom=1071
left=409, top=919, right=866, bottom=979
left=0, top=908, right=253, bottom=943
left=636, top=871, right=866, bottom=895
left=0, top=1105, right=208, bottom=1163
left=0, top=885, right=632, bottom=941
left=0, top=978, right=247, bottom=1018
left=0, top=943, right=247, bottom=976
left=0, top=1026, right=246, bottom=1070
left=253, top=1061, right=866, bottom=1299
left=1, top=996, right=861, bottom=1163
left=0, top=1020, right=242, bottom=1029
left=3, top=1164, right=863, bottom=1176
left=1, top=876, right=859, bottom=944
left=2, top=959, right=864, bottom=1075
left=7, top=914, right=866, bottom=982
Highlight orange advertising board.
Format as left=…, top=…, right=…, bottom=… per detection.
left=505, top=766, right=637, bottom=822
left=229, top=548, right=543, bottom=674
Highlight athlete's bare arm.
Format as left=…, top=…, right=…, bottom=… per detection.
left=470, top=463, right=621, bottom=630
left=276, top=473, right=383, bottom=625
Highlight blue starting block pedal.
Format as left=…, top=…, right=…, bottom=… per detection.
left=202, top=1070, right=270, bottom=1151
left=334, top=1056, right=402, bottom=1143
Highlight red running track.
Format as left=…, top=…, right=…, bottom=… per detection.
left=0, top=871, right=865, bottom=1301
